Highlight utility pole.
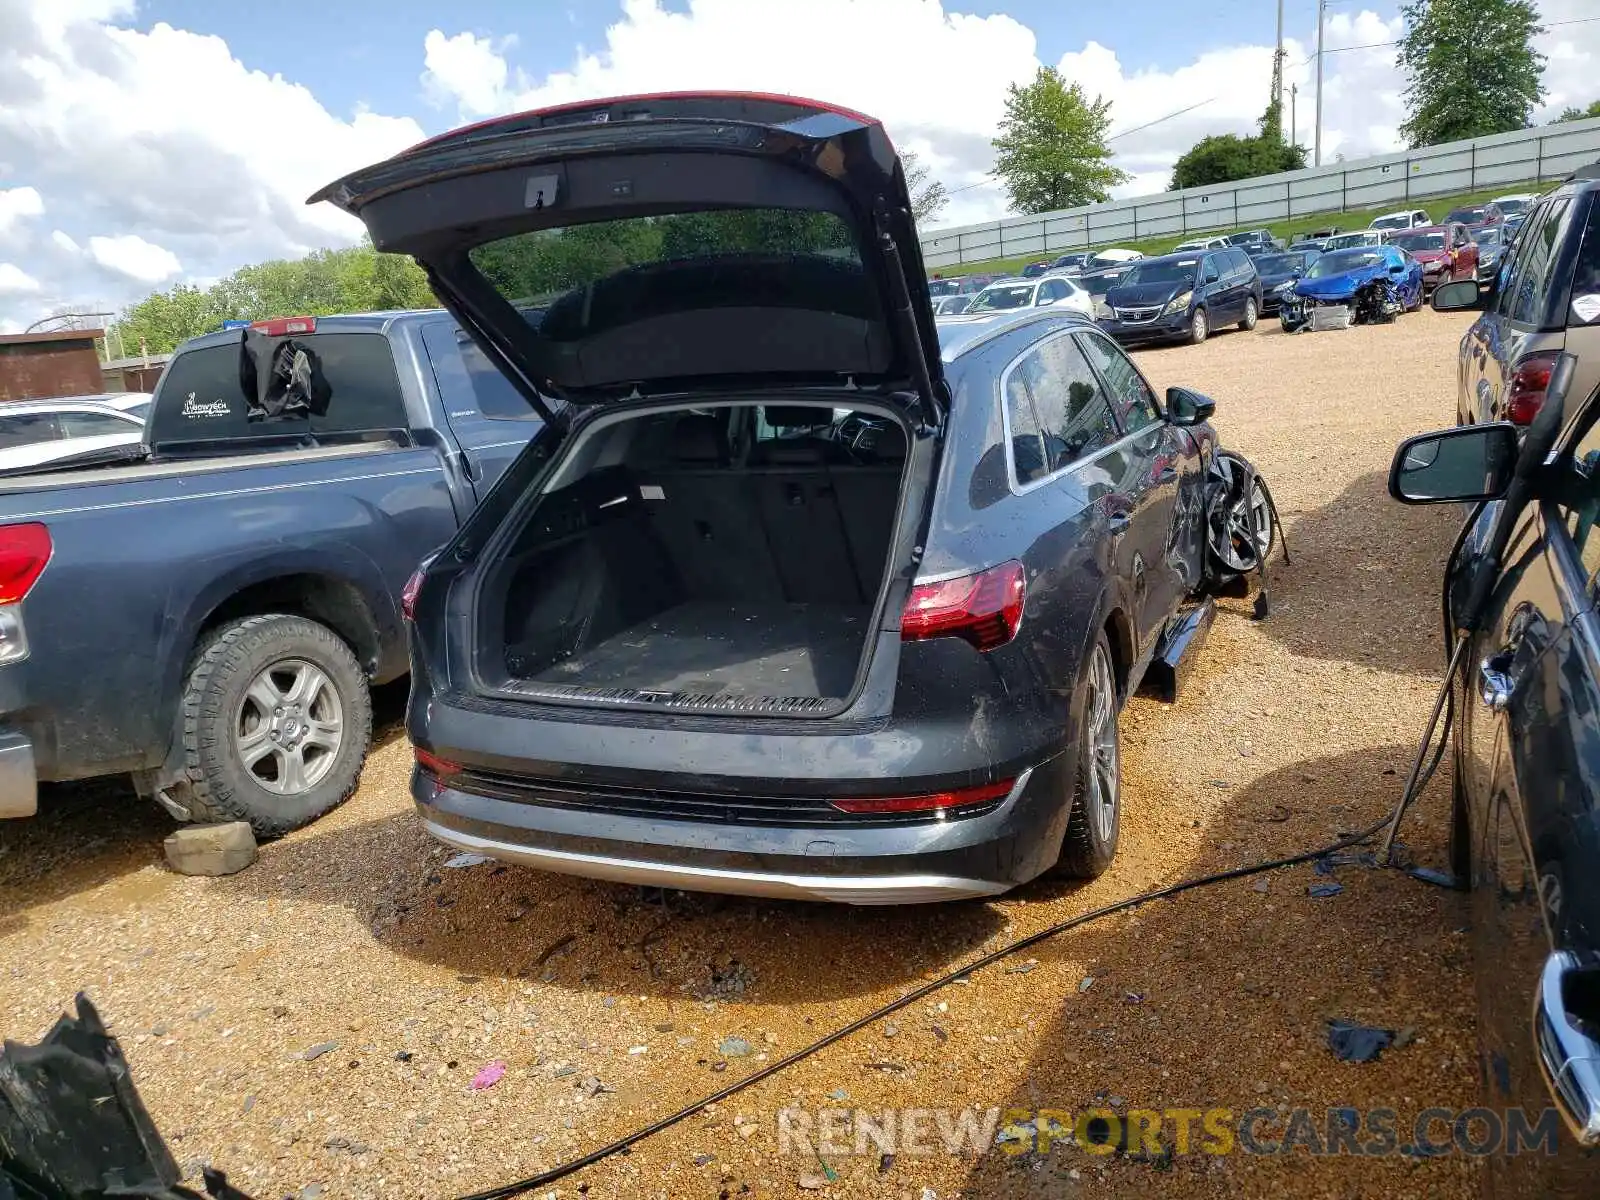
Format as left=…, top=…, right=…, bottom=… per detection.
left=1314, top=0, right=1326, bottom=165
left=1290, top=83, right=1298, bottom=149
left=1271, top=0, right=1285, bottom=139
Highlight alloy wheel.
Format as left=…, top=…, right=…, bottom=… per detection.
left=1085, top=643, right=1120, bottom=843
left=235, top=658, right=344, bottom=795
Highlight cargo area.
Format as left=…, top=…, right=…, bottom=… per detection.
left=478, top=402, right=912, bottom=711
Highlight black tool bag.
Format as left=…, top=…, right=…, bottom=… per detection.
left=238, top=329, right=331, bottom=423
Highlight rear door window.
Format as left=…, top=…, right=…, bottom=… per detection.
left=1008, top=333, right=1120, bottom=475
left=421, top=323, right=541, bottom=420
left=58, top=410, right=137, bottom=438
left=149, top=333, right=409, bottom=450
left=1004, top=368, right=1049, bottom=486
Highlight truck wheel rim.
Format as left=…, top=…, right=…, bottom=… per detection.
left=1087, top=644, right=1119, bottom=843
left=236, top=658, right=343, bottom=795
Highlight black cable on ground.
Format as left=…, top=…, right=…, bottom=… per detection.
left=454, top=808, right=1420, bottom=1200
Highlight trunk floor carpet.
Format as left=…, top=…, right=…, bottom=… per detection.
left=533, top=600, right=869, bottom=699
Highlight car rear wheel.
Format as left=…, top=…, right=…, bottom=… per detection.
left=1239, top=297, right=1259, bottom=331
left=1053, top=632, right=1121, bottom=879
left=177, top=614, right=372, bottom=836
left=1188, top=308, right=1209, bottom=344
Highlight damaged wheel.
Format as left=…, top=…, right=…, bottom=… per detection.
left=1053, top=632, right=1121, bottom=879
left=1208, top=456, right=1274, bottom=574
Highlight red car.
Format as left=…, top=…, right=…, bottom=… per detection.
left=1386, top=223, right=1478, bottom=292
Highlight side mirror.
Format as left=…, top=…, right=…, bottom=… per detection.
left=1166, top=386, right=1216, bottom=427
left=1388, top=423, right=1518, bottom=504
left=1204, top=267, right=1220, bottom=284
left=1432, top=279, right=1484, bottom=311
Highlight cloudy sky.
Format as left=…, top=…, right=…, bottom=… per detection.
left=0, top=0, right=1595, bottom=333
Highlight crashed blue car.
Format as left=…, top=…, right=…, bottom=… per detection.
left=1279, top=245, right=1423, bottom=331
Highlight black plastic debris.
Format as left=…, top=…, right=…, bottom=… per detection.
left=0, top=992, right=259, bottom=1199
left=1308, top=881, right=1344, bottom=898
left=1327, top=1019, right=1396, bottom=1063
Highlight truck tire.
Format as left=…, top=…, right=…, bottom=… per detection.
left=1052, top=630, right=1121, bottom=879
left=178, top=614, right=371, bottom=837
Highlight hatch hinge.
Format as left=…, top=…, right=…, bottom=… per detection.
left=873, top=200, right=941, bottom=430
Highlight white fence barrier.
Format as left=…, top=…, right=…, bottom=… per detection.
left=919, top=116, right=1600, bottom=270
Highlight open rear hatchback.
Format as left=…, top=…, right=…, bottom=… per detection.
left=312, top=92, right=947, bottom=717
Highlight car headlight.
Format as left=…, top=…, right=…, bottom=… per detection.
left=1275, top=280, right=1296, bottom=294
left=1095, top=300, right=1114, bottom=320
left=1162, top=290, right=1193, bottom=316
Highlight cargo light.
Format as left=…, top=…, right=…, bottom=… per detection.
left=1506, top=352, right=1559, bottom=426
left=901, top=560, right=1025, bottom=651
left=250, top=316, right=317, bottom=337
left=828, top=778, right=1016, bottom=815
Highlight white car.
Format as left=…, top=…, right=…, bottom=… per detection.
left=1490, top=192, right=1539, bottom=218
left=1171, top=235, right=1230, bottom=251
left=0, top=430, right=144, bottom=477
left=1090, top=247, right=1144, bottom=265
left=1325, top=230, right=1388, bottom=251
left=1369, top=208, right=1431, bottom=232
left=0, top=398, right=146, bottom=451
left=964, top=275, right=1096, bottom=319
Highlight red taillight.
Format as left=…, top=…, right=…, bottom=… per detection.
left=250, top=316, right=316, bottom=337
left=1505, top=352, right=1558, bottom=426
left=901, top=561, right=1025, bottom=651
left=0, top=524, right=52, bottom=604
left=400, top=568, right=425, bottom=621
left=829, top=778, right=1016, bottom=815
left=413, top=747, right=461, bottom=779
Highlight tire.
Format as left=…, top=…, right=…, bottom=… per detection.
left=178, top=614, right=372, bottom=836
left=1053, top=631, right=1121, bottom=879
left=1188, top=307, right=1209, bottom=345
left=1239, top=296, right=1259, bottom=331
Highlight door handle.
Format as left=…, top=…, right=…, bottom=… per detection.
left=1535, top=951, right=1600, bottom=1147
left=1478, top=656, right=1515, bottom=712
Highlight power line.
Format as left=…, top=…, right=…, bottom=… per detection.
left=1294, top=12, right=1600, bottom=68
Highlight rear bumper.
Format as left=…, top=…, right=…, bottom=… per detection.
left=413, top=755, right=1072, bottom=904
left=0, top=731, right=37, bottom=818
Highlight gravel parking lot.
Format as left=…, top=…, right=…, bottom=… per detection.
left=0, top=309, right=1484, bottom=1200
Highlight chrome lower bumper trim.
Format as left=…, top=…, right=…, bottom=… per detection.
left=420, top=820, right=1009, bottom=905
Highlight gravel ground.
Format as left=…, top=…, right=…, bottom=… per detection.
left=0, top=308, right=1482, bottom=1200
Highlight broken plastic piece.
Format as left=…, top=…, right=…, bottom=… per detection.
left=1406, top=865, right=1460, bottom=889
left=1327, top=1019, right=1396, bottom=1063
left=1308, top=881, right=1344, bottom=898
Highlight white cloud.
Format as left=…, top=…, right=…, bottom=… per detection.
left=421, top=30, right=512, bottom=116
left=0, top=0, right=427, bottom=328
left=0, top=264, right=41, bottom=293
left=50, top=230, right=79, bottom=254
left=0, top=186, right=44, bottom=232
left=87, top=233, right=180, bottom=282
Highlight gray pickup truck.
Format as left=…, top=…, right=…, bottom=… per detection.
left=0, top=311, right=543, bottom=832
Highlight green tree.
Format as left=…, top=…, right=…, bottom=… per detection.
left=991, top=67, right=1129, bottom=214
left=1398, top=0, right=1545, bottom=148
left=899, top=149, right=948, bottom=225
left=1554, top=100, right=1600, bottom=123
left=1169, top=99, right=1308, bottom=190
left=110, top=241, right=438, bottom=355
